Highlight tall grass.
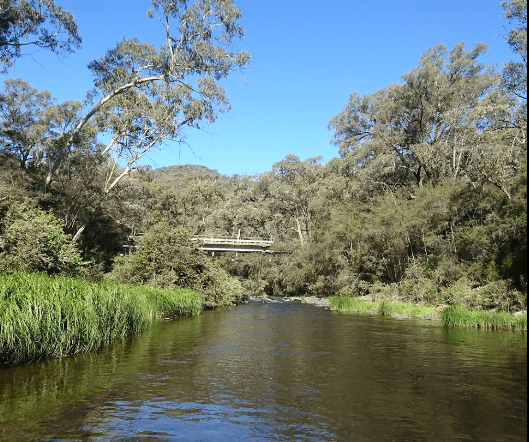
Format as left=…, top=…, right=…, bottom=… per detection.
left=328, top=297, right=439, bottom=318
left=328, top=297, right=527, bottom=331
left=0, top=272, right=202, bottom=366
left=440, top=304, right=527, bottom=331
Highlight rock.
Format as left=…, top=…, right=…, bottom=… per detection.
left=301, top=296, right=330, bottom=307
left=390, top=312, right=412, bottom=320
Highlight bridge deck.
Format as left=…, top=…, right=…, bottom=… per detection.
left=123, top=235, right=274, bottom=253
left=191, top=236, right=274, bottom=253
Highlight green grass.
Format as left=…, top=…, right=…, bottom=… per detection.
left=328, top=296, right=527, bottom=331
left=328, top=297, right=439, bottom=318
left=0, top=272, right=202, bottom=366
left=440, top=304, right=527, bottom=331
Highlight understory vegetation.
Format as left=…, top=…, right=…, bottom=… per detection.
left=0, top=272, right=202, bottom=366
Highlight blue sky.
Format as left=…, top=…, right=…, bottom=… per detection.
left=5, top=0, right=517, bottom=176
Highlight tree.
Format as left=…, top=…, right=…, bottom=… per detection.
left=0, top=78, right=101, bottom=177
left=0, top=0, right=81, bottom=72
left=41, top=0, right=250, bottom=195
left=36, top=1, right=250, bottom=243
left=0, top=78, right=53, bottom=170
left=501, top=0, right=527, bottom=102
left=266, top=155, right=323, bottom=247
left=329, top=43, right=519, bottom=194
left=110, top=221, right=243, bottom=306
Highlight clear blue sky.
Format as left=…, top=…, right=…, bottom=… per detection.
left=5, top=0, right=516, bottom=176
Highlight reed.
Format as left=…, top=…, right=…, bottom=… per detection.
left=440, top=304, right=527, bottom=331
left=328, top=297, right=527, bottom=331
left=328, top=297, right=438, bottom=318
left=328, top=297, right=381, bottom=313
left=0, top=272, right=202, bottom=366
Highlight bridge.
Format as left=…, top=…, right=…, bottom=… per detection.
left=191, top=236, right=274, bottom=254
left=123, top=235, right=274, bottom=254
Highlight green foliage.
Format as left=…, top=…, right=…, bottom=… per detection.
left=0, top=272, right=202, bottom=366
left=440, top=277, right=526, bottom=312
left=110, top=221, right=243, bottom=307
left=41, top=0, right=251, bottom=196
left=0, top=1, right=525, bottom=322
left=0, top=203, right=82, bottom=275
left=0, top=0, right=81, bottom=72
left=501, top=0, right=527, bottom=105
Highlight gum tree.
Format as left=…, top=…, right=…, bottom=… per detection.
left=329, top=42, right=520, bottom=196
left=0, top=0, right=81, bottom=72
left=36, top=0, right=250, bottom=240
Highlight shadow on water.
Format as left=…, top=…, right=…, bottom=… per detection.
left=0, top=302, right=527, bottom=441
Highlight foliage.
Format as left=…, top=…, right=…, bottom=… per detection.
left=0, top=272, right=202, bottom=366
left=110, top=221, right=243, bottom=307
left=0, top=0, right=525, bottom=319
left=501, top=0, right=527, bottom=104
left=0, top=202, right=82, bottom=275
left=0, top=0, right=81, bottom=72
left=40, top=0, right=251, bottom=199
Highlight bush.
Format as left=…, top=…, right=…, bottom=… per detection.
left=398, top=277, right=439, bottom=305
left=110, top=222, right=243, bottom=307
left=0, top=203, right=82, bottom=276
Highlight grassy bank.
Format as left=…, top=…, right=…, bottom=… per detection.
left=0, top=272, right=202, bottom=366
left=328, top=297, right=527, bottom=331
left=440, top=304, right=527, bottom=331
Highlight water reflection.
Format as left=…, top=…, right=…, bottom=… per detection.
left=0, top=302, right=526, bottom=441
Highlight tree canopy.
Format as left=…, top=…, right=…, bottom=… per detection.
left=0, top=0, right=81, bottom=72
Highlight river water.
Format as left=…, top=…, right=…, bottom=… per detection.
left=0, top=301, right=527, bottom=441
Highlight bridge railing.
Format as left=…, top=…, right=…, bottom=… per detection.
left=191, top=236, right=274, bottom=247
left=123, top=235, right=274, bottom=253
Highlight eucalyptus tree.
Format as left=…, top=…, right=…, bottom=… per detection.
left=0, top=78, right=53, bottom=170
left=37, top=0, right=250, bottom=240
left=329, top=42, right=519, bottom=195
left=0, top=77, right=98, bottom=180
left=0, top=0, right=81, bottom=72
left=266, top=155, right=323, bottom=247
left=501, top=0, right=527, bottom=103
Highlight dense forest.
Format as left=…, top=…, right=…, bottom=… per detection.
left=0, top=0, right=526, bottom=312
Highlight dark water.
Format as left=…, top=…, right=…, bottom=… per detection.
left=0, top=301, right=527, bottom=441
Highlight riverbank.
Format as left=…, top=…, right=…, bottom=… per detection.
left=0, top=272, right=203, bottom=366
left=328, top=296, right=527, bottom=331
left=242, top=294, right=527, bottom=331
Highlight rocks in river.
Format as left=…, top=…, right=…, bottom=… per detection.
left=299, top=296, right=331, bottom=307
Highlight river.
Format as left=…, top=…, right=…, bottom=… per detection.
left=0, top=301, right=527, bottom=441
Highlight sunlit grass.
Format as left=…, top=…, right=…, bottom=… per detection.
left=328, top=297, right=527, bottom=331
left=440, top=304, right=527, bottom=331
left=0, top=272, right=202, bottom=366
left=329, top=297, right=438, bottom=318
left=328, top=297, right=381, bottom=313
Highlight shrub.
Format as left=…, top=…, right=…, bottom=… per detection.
left=110, top=222, right=243, bottom=307
left=0, top=203, right=82, bottom=276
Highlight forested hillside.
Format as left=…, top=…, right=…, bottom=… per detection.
left=0, top=0, right=526, bottom=313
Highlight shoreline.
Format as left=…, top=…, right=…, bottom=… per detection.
left=241, top=294, right=527, bottom=330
